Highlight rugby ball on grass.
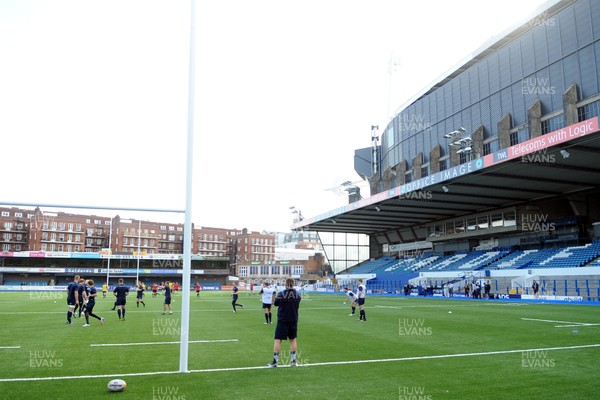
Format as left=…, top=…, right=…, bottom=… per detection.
left=107, top=379, right=127, bottom=392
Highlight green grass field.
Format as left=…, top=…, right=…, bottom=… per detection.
left=0, top=290, right=599, bottom=399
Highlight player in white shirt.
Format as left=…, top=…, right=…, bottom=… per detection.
left=357, top=279, right=367, bottom=321
left=344, top=287, right=358, bottom=316
left=260, top=281, right=276, bottom=324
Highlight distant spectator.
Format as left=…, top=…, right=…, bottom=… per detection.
left=532, top=280, right=540, bottom=299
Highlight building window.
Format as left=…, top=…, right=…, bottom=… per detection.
left=421, top=166, right=429, bottom=177
left=509, top=132, right=519, bottom=146
left=541, top=114, right=563, bottom=135
left=483, top=142, right=491, bottom=155
left=439, top=159, right=447, bottom=171
left=404, top=172, right=412, bottom=184
left=578, top=99, right=600, bottom=121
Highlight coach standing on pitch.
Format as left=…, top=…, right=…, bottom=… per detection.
left=267, top=278, right=301, bottom=368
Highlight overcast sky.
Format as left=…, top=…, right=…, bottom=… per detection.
left=0, top=0, right=548, bottom=232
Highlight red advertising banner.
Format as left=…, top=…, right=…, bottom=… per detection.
left=485, top=116, right=599, bottom=166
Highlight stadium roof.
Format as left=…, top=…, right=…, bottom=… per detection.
left=294, top=118, right=600, bottom=241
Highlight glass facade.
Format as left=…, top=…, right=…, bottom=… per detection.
left=379, top=0, right=600, bottom=188
left=317, top=231, right=369, bottom=273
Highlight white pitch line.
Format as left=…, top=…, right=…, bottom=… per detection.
left=90, top=339, right=238, bottom=347
left=0, top=346, right=20, bottom=349
left=1, top=343, right=598, bottom=383
left=521, top=317, right=600, bottom=327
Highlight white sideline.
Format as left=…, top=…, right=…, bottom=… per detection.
left=521, top=317, right=600, bottom=327
left=1, top=343, right=598, bottom=382
left=90, top=339, right=238, bottom=347
left=0, top=346, right=20, bottom=349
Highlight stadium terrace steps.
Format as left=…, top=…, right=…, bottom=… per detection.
left=384, top=255, right=440, bottom=273
left=423, top=250, right=510, bottom=272
left=535, top=243, right=600, bottom=268
left=346, top=256, right=398, bottom=274
left=491, top=250, right=540, bottom=269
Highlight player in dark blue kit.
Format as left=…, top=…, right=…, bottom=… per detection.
left=231, top=281, right=244, bottom=313
left=83, top=279, right=104, bottom=327
left=268, top=278, right=301, bottom=367
left=113, top=278, right=129, bottom=321
left=162, top=281, right=173, bottom=315
left=73, top=278, right=87, bottom=318
left=66, top=275, right=80, bottom=324
left=136, top=280, right=146, bottom=308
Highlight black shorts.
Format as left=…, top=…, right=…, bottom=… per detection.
left=164, top=297, right=172, bottom=305
left=86, top=303, right=95, bottom=313
left=137, top=293, right=144, bottom=299
left=274, top=321, right=298, bottom=341
left=115, top=298, right=127, bottom=306
left=67, top=297, right=77, bottom=307
left=262, top=303, right=273, bottom=309
left=357, top=298, right=365, bottom=306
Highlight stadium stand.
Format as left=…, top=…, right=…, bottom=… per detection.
left=531, top=242, right=600, bottom=269
left=339, top=242, right=600, bottom=298
left=423, top=250, right=510, bottom=272
left=383, top=255, right=440, bottom=273
left=490, top=249, right=542, bottom=269
left=345, top=256, right=398, bottom=274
